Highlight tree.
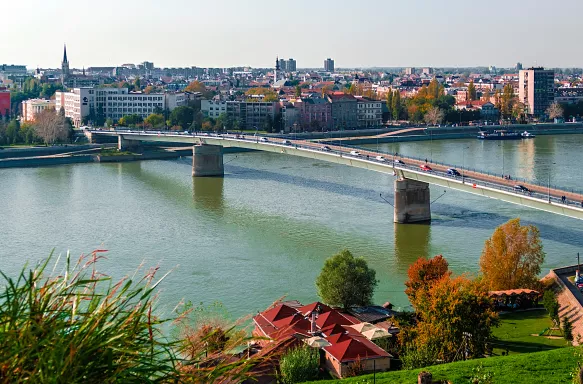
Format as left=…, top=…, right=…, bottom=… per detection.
left=386, top=91, right=393, bottom=119
left=424, top=106, right=444, bottom=126
left=546, top=102, right=564, bottom=121
left=500, top=84, right=516, bottom=118
left=295, top=85, right=302, bottom=98
left=169, top=106, right=195, bottom=130
left=315, top=250, right=378, bottom=310
left=482, top=89, right=491, bottom=102
left=404, top=275, right=498, bottom=365
left=405, top=255, right=450, bottom=308
left=468, top=81, right=477, bottom=101
left=144, top=113, right=165, bottom=129
left=5, top=119, right=20, bottom=144
left=563, top=317, right=573, bottom=342
left=391, top=90, right=401, bottom=121
left=479, top=218, right=545, bottom=291
left=34, top=109, right=68, bottom=145
left=542, top=290, right=559, bottom=326
left=279, top=346, right=319, bottom=384
left=118, top=114, right=143, bottom=127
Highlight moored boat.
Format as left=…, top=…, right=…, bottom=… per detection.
left=477, top=130, right=522, bottom=140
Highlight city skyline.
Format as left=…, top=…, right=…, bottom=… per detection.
left=4, top=0, right=583, bottom=69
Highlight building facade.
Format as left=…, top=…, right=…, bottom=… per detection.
left=22, top=99, right=56, bottom=122
left=326, top=93, right=358, bottom=130
left=356, top=97, right=383, bottom=127
left=227, top=101, right=277, bottom=131
left=201, top=99, right=227, bottom=118
left=286, top=58, right=297, bottom=72
left=324, top=58, right=335, bottom=72
left=56, top=87, right=181, bottom=127
left=293, top=97, right=332, bottom=131
left=519, top=67, right=555, bottom=117
left=0, top=90, right=10, bottom=117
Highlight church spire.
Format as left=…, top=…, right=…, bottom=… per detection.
left=62, top=44, right=68, bottom=64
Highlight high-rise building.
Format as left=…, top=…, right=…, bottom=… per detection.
left=324, top=58, right=335, bottom=72
left=278, top=58, right=286, bottom=72
left=286, top=58, right=297, bottom=72
left=515, top=62, right=523, bottom=71
left=519, top=67, right=555, bottom=117
left=404, top=67, right=416, bottom=75
left=61, top=44, right=70, bottom=85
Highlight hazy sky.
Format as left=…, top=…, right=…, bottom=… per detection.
left=4, top=0, right=583, bottom=69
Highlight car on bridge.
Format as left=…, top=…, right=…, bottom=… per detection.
left=321, top=145, right=331, bottom=151
left=375, top=156, right=386, bottom=162
left=394, top=159, right=405, bottom=165
left=282, top=140, right=292, bottom=145
left=514, top=185, right=530, bottom=193
left=447, top=168, right=461, bottom=176
left=260, top=137, right=269, bottom=142
left=349, top=150, right=361, bottom=157
left=420, top=164, right=433, bottom=172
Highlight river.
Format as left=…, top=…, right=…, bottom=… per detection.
left=1, top=134, right=582, bottom=318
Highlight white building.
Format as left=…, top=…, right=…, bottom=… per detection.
left=201, top=99, right=227, bottom=118
left=22, top=98, right=56, bottom=122
left=356, top=97, right=383, bottom=127
left=56, top=87, right=185, bottom=127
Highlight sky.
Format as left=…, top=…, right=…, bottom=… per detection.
left=4, top=0, right=583, bottom=70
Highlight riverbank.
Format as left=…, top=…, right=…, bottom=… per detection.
left=0, top=146, right=252, bottom=169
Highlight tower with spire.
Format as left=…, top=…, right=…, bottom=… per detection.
left=61, top=44, right=70, bottom=85
left=274, top=56, right=280, bottom=84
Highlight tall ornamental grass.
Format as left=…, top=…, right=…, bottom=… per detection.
left=0, top=251, right=180, bottom=383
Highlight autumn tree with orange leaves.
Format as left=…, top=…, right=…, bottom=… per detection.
left=401, top=255, right=497, bottom=368
left=404, top=255, right=451, bottom=308
left=479, top=218, right=545, bottom=291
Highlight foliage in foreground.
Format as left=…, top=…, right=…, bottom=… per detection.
left=0, top=252, right=257, bottom=383
left=279, top=346, right=320, bottom=384
left=305, top=347, right=581, bottom=384
left=0, top=251, right=179, bottom=383
left=315, top=249, right=378, bottom=309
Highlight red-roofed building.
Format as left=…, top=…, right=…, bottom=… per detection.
left=252, top=301, right=392, bottom=378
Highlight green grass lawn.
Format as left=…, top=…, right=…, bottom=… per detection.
left=491, top=309, right=568, bottom=355
left=307, top=347, right=581, bottom=384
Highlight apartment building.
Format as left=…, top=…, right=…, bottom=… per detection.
left=326, top=93, right=358, bottom=130
left=293, top=97, right=332, bottom=131
left=356, top=96, right=383, bottom=127
left=201, top=99, right=227, bottom=118
left=56, top=87, right=184, bottom=127
left=324, top=58, right=335, bottom=72
left=22, top=99, right=56, bottom=122
left=519, top=67, right=555, bottom=117
left=227, top=101, right=277, bottom=131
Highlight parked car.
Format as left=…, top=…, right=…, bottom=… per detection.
left=447, top=168, right=461, bottom=176
left=349, top=150, right=361, bottom=157
left=282, top=140, right=292, bottom=145
left=375, top=156, right=386, bottom=162
left=321, top=145, right=331, bottom=151
left=514, top=185, right=530, bottom=193
left=420, top=164, right=433, bottom=172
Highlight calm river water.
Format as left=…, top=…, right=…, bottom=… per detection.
left=1, top=134, right=582, bottom=317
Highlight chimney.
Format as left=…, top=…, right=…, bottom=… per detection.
left=309, top=305, right=321, bottom=334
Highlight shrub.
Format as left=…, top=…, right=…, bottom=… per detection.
left=279, top=345, right=320, bottom=383
left=543, top=290, right=560, bottom=325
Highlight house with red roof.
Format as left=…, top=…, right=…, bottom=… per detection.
left=252, top=301, right=392, bottom=378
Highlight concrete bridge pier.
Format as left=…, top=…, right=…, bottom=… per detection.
left=394, top=178, right=431, bottom=224
left=192, top=144, right=224, bottom=177
left=118, top=136, right=141, bottom=151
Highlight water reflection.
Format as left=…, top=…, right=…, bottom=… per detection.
left=394, top=223, right=431, bottom=272
left=193, top=177, right=225, bottom=213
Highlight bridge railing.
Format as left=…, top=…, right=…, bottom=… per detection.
left=339, top=143, right=583, bottom=196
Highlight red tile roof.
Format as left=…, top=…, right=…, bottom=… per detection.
left=324, top=337, right=389, bottom=362
left=316, top=310, right=359, bottom=329
left=297, top=302, right=332, bottom=316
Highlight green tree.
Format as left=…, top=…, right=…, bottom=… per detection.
left=169, top=106, right=195, bottom=130
left=315, top=250, right=378, bottom=309
left=118, top=114, right=143, bottom=127
left=542, top=290, right=560, bottom=325
left=279, top=346, right=319, bottom=384
left=6, top=119, right=20, bottom=144
left=295, top=85, right=302, bottom=98
left=144, top=113, right=165, bottom=129
left=386, top=90, right=393, bottom=119
left=391, top=90, right=401, bottom=121
left=563, top=317, right=573, bottom=342
left=468, top=81, right=477, bottom=101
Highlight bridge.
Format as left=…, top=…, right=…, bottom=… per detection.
left=87, top=130, right=583, bottom=223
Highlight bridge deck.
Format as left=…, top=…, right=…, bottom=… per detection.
left=90, top=130, right=583, bottom=220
